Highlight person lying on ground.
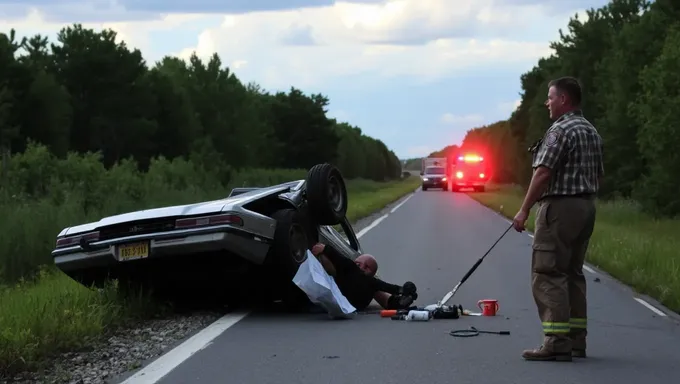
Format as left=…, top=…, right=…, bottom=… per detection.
left=310, top=242, right=418, bottom=311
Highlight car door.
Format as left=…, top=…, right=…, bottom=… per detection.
left=318, top=216, right=362, bottom=261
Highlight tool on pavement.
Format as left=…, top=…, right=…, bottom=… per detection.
left=436, top=223, right=513, bottom=308
left=477, top=299, right=500, bottom=316
left=449, top=326, right=510, bottom=338
left=391, top=309, right=431, bottom=321
left=431, top=304, right=462, bottom=319
left=462, top=309, right=482, bottom=316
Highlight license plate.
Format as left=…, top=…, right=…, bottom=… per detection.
left=118, top=242, right=149, bottom=261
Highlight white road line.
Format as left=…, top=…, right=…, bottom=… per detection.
left=119, top=190, right=414, bottom=381
left=390, top=194, right=413, bottom=213
left=121, top=311, right=251, bottom=384
left=583, top=265, right=596, bottom=274
left=121, top=194, right=410, bottom=382
left=634, top=297, right=667, bottom=317
left=357, top=214, right=388, bottom=239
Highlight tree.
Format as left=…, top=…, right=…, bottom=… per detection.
left=0, top=23, right=406, bottom=185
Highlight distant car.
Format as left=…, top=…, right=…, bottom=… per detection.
left=420, top=165, right=448, bottom=191
left=450, top=154, right=489, bottom=192
left=51, top=163, right=364, bottom=307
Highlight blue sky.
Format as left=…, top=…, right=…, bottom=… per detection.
left=1, top=0, right=611, bottom=159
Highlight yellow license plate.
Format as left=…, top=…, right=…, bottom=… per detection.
left=118, top=242, right=149, bottom=261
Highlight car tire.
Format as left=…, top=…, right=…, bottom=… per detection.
left=264, top=208, right=318, bottom=310
left=269, top=208, right=318, bottom=277
left=305, top=163, right=348, bottom=226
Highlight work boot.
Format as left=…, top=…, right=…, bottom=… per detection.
left=572, top=349, right=587, bottom=358
left=522, top=345, right=572, bottom=362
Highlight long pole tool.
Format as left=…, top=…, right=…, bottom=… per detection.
left=436, top=223, right=513, bottom=308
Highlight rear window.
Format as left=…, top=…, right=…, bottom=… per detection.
left=425, top=167, right=446, bottom=175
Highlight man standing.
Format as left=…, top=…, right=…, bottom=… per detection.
left=511, top=76, right=604, bottom=362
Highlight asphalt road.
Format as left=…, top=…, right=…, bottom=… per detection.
left=120, top=188, right=680, bottom=384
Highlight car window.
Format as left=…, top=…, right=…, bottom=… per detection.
left=331, top=224, right=351, bottom=246
left=425, top=167, right=446, bottom=175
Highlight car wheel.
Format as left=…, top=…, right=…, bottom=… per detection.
left=269, top=208, right=317, bottom=277
left=264, top=208, right=318, bottom=311
left=305, top=163, right=348, bottom=226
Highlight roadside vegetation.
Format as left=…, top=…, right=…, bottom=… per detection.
left=405, top=0, right=680, bottom=315
left=0, top=25, right=417, bottom=376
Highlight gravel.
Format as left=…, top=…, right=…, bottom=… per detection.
left=3, top=311, right=222, bottom=384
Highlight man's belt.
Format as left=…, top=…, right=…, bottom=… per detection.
left=538, top=192, right=595, bottom=201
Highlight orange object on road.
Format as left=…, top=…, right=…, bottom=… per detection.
left=380, top=310, right=398, bottom=317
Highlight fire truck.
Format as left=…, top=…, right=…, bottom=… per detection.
left=450, top=152, right=489, bottom=192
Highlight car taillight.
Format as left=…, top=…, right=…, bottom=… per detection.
left=456, top=171, right=463, bottom=179
left=175, top=213, right=243, bottom=229
left=56, top=231, right=100, bottom=248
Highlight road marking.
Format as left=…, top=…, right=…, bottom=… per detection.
left=583, top=265, right=595, bottom=274
left=357, top=214, right=388, bottom=239
left=634, top=297, right=667, bottom=317
left=121, top=311, right=251, bottom=384
left=119, top=193, right=408, bottom=382
left=390, top=194, right=414, bottom=213
left=527, top=233, right=534, bottom=238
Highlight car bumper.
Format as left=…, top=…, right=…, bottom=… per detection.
left=52, top=225, right=273, bottom=273
left=422, top=180, right=448, bottom=188
left=452, top=180, right=487, bottom=187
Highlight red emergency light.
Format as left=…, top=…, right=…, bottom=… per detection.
left=457, top=154, right=483, bottom=162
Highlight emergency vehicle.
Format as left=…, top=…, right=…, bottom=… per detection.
left=450, top=153, right=489, bottom=192
left=420, top=157, right=449, bottom=191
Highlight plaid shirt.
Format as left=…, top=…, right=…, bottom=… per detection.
left=531, top=110, right=604, bottom=197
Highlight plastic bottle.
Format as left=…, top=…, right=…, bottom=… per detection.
left=405, top=310, right=430, bottom=321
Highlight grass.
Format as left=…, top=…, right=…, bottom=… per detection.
left=468, top=183, right=680, bottom=315
left=0, top=175, right=421, bottom=377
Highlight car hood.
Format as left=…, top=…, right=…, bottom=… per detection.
left=423, top=174, right=446, bottom=178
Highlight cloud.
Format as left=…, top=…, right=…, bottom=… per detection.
left=116, top=0, right=388, bottom=14
left=497, top=99, right=522, bottom=115
left=0, top=0, right=604, bottom=159
left=278, top=23, right=318, bottom=46
left=0, top=0, right=387, bottom=19
left=494, top=0, right=610, bottom=12
left=440, top=113, right=485, bottom=126
left=2, top=0, right=576, bottom=89
left=172, top=0, right=563, bottom=89
left=0, top=2, right=157, bottom=23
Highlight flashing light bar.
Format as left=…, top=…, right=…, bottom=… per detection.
left=458, top=155, right=483, bottom=162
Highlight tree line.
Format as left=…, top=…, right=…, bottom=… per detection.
left=429, top=0, right=680, bottom=218
left=0, top=24, right=403, bottom=187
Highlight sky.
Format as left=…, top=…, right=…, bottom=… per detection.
left=1, top=0, right=611, bottom=159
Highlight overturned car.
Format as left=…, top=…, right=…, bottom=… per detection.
left=52, top=163, right=363, bottom=307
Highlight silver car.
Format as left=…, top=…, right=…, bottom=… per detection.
left=52, top=163, right=362, bottom=308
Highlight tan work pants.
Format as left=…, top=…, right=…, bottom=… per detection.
left=531, top=195, right=596, bottom=353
